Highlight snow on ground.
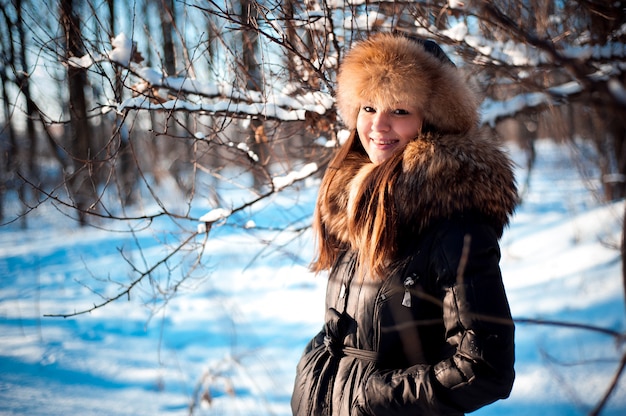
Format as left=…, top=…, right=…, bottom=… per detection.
left=1, top=139, right=625, bottom=415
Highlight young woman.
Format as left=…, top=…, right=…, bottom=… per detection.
left=291, top=33, right=518, bottom=415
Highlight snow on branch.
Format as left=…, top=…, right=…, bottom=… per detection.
left=123, top=67, right=333, bottom=121
left=443, top=21, right=626, bottom=68
left=272, top=162, right=318, bottom=190
left=195, top=162, right=319, bottom=234
left=198, top=208, right=232, bottom=234
left=481, top=61, right=626, bottom=127
left=67, top=33, right=143, bottom=68
left=70, top=33, right=334, bottom=122
left=116, top=95, right=326, bottom=122
left=481, top=80, right=581, bottom=127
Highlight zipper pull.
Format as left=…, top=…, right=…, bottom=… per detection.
left=339, top=282, right=346, bottom=299
left=402, top=275, right=416, bottom=307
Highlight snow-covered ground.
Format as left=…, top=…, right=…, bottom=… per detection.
left=1, top=139, right=625, bottom=415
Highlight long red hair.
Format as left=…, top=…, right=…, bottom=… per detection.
left=310, top=131, right=406, bottom=279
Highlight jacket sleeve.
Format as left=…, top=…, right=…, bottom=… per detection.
left=361, top=221, right=515, bottom=415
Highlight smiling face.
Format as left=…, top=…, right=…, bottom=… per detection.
left=356, top=102, right=424, bottom=165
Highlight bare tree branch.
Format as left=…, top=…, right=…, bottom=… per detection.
left=590, top=349, right=626, bottom=416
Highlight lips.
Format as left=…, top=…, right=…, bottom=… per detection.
left=370, top=137, right=399, bottom=147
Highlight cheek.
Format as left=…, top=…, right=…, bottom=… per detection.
left=356, top=115, right=368, bottom=134
left=396, top=125, right=417, bottom=142
left=356, top=118, right=371, bottom=145
left=399, top=119, right=423, bottom=140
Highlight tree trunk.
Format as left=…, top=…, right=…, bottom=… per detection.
left=61, top=0, right=94, bottom=225
left=0, top=62, right=14, bottom=224
left=160, top=0, right=176, bottom=77
left=16, top=0, right=39, bottom=194
left=623, top=203, right=626, bottom=315
left=240, top=0, right=267, bottom=190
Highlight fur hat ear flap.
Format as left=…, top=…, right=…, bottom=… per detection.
left=421, top=59, right=480, bottom=133
left=335, top=33, right=480, bottom=134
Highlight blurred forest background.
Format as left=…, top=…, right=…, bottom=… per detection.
left=1, top=0, right=625, bottom=413
left=2, top=0, right=624, bottom=224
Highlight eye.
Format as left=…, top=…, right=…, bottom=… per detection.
left=362, top=106, right=376, bottom=113
left=393, top=108, right=410, bottom=115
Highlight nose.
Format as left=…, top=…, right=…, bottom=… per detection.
left=371, top=111, right=390, bottom=132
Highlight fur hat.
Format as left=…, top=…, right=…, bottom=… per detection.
left=336, top=33, right=479, bottom=134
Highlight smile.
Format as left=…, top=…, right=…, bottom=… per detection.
left=370, top=138, right=399, bottom=145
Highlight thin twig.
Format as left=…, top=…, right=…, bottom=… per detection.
left=589, top=349, right=626, bottom=416
left=43, top=232, right=197, bottom=318
left=515, top=317, right=624, bottom=340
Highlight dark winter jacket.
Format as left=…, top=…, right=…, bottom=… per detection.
left=291, top=127, right=518, bottom=415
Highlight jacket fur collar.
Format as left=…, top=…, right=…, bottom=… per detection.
left=319, top=129, right=518, bottom=250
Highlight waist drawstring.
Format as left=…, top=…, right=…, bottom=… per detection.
left=324, top=307, right=379, bottom=363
